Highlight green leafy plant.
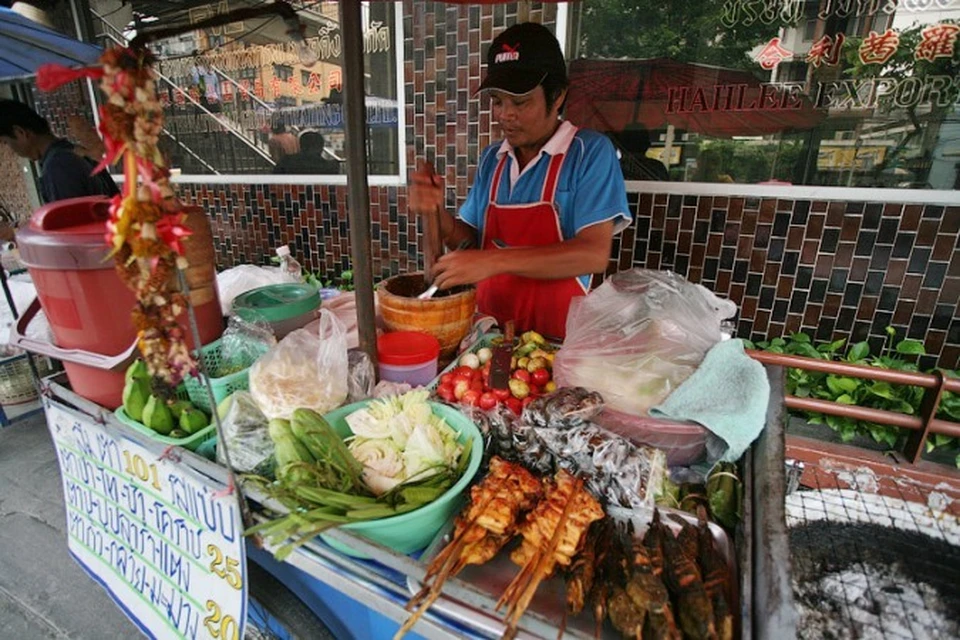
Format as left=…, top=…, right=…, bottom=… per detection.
left=744, top=328, right=960, bottom=467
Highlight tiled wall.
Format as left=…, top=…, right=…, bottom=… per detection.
left=0, top=146, right=32, bottom=223
left=610, top=194, right=959, bottom=371
left=14, top=1, right=960, bottom=369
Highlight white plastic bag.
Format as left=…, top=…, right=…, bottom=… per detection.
left=216, top=264, right=297, bottom=316
left=248, top=309, right=349, bottom=419
left=554, top=269, right=736, bottom=417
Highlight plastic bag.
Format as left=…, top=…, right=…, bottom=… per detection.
left=248, top=309, right=349, bottom=420
left=520, top=387, right=605, bottom=429
left=215, top=391, right=273, bottom=474
left=217, top=316, right=276, bottom=377
left=347, top=349, right=376, bottom=403
left=554, top=269, right=736, bottom=417
left=216, top=264, right=294, bottom=316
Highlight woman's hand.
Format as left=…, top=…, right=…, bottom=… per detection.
left=408, top=160, right=444, bottom=216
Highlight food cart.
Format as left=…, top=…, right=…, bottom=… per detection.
left=37, top=359, right=795, bottom=639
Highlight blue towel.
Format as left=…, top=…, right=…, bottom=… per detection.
left=650, top=339, right=769, bottom=463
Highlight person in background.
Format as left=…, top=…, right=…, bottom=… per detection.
left=0, top=100, right=120, bottom=204
left=267, top=120, right=299, bottom=162
left=273, top=131, right=340, bottom=175
left=408, top=22, right=631, bottom=340
left=613, top=127, right=669, bottom=181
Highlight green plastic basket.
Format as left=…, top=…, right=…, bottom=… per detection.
left=114, top=385, right=216, bottom=455
left=184, top=337, right=268, bottom=413
left=317, top=400, right=483, bottom=558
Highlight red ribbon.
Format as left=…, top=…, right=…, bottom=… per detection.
left=36, top=64, right=104, bottom=92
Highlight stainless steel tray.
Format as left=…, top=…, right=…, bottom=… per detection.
left=406, top=506, right=737, bottom=639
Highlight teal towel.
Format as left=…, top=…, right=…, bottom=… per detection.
left=650, top=339, right=769, bottom=463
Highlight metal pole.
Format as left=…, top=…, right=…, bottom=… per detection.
left=339, top=0, right=377, bottom=370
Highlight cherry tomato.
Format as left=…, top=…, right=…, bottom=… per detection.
left=478, top=392, right=498, bottom=411
left=504, top=397, right=523, bottom=416
left=461, top=389, right=481, bottom=407
left=530, top=368, right=551, bottom=386
left=470, top=379, right=484, bottom=394
left=436, top=382, right=455, bottom=402
left=512, top=369, right=531, bottom=383
left=492, top=387, right=512, bottom=401
left=482, top=361, right=492, bottom=376
left=470, top=368, right=484, bottom=384
left=454, top=366, right=475, bottom=378
left=440, top=372, right=454, bottom=386
left=528, top=384, right=541, bottom=397
left=521, top=396, right=535, bottom=408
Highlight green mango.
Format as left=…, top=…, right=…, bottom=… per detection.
left=169, top=400, right=193, bottom=419
left=142, top=395, right=174, bottom=435
left=125, top=360, right=149, bottom=385
left=179, top=407, right=209, bottom=435
left=121, top=378, right=150, bottom=422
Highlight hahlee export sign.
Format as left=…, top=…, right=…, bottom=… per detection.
left=44, top=401, right=247, bottom=640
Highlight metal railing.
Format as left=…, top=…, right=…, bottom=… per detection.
left=91, top=10, right=276, bottom=170
left=747, top=349, right=960, bottom=464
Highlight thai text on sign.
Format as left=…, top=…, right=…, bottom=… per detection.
left=45, top=403, right=247, bottom=640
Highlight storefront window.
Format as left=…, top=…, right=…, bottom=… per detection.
left=568, top=1, right=959, bottom=189
left=92, top=0, right=403, bottom=178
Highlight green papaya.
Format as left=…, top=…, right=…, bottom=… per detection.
left=169, top=400, right=193, bottom=419
left=179, top=407, right=209, bottom=434
left=125, top=360, right=149, bottom=385
left=142, top=396, right=174, bottom=435
left=122, top=378, right=150, bottom=422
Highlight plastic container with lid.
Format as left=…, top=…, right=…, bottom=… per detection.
left=377, top=331, right=441, bottom=387
left=232, top=283, right=321, bottom=339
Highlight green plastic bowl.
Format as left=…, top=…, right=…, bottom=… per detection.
left=318, top=400, right=483, bottom=558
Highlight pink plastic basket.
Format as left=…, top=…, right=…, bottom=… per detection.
left=593, top=408, right=707, bottom=466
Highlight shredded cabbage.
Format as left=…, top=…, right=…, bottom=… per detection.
left=346, top=390, right=464, bottom=495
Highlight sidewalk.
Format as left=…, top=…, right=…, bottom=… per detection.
left=0, top=410, right=140, bottom=639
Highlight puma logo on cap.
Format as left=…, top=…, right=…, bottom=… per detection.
left=494, top=43, right=520, bottom=64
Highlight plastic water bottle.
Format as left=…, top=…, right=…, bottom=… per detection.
left=276, top=245, right=303, bottom=283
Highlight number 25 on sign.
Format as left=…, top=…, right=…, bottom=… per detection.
left=208, top=543, right=243, bottom=590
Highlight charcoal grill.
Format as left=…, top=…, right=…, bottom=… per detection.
left=786, top=456, right=960, bottom=639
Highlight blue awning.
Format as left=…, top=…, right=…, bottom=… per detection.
left=0, top=7, right=102, bottom=82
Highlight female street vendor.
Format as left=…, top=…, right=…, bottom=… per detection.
left=408, top=22, right=631, bottom=340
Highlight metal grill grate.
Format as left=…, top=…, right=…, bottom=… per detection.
left=785, top=459, right=960, bottom=640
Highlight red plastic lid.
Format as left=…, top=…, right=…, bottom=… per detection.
left=16, top=196, right=114, bottom=270
left=377, top=331, right=441, bottom=366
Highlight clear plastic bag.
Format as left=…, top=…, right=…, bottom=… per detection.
left=215, top=391, right=273, bottom=475
left=216, top=264, right=292, bottom=316
left=554, top=269, right=736, bottom=417
left=217, top=316, right=276, bottom=377
left=520, top=387, right=605, bottom=428
left=347, top=349, right=376, bottom=403
left=248, top=309, right=349, bottom=420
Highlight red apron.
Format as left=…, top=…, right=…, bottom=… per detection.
left=475, top=149, right=587, bottom=340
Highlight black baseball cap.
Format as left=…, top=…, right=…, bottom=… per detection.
left=479, top=22, right=567, bottom=95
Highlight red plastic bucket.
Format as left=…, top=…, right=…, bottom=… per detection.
left=14, top=196, right=222, bottom=408
left=377, top=331, right=441, bottom=386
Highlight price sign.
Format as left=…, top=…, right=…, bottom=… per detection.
left=44, top=402, right=247, bottom=640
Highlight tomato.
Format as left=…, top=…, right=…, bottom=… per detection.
left=470, top=368, right=484, bottom=384
left=470, top=379, right=484, bottom=394
left=461, top=390, right=481, bottom=407
left=492, top=387, right=512, bottom=401
left=521, top=396, right=535, bottom=408
left=482, top=361, right=492, bottom=376
left=478, top=392, right=498, bottom=411
left=511, top=369, right=531, bottom=383
left=530, top=368, right=551, bottom=386
left=454, top=366, right=475, bottom=378
left=440, top=372, right=454, bottom=386
left=528, top=384, right=541, bottom=397
left=504, top=397, right=523, bottom=415
left=437, top=382, right=455, bottom=402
